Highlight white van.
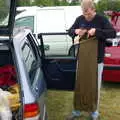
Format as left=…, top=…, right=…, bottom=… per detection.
left=15, top=6, right=82, bottom=56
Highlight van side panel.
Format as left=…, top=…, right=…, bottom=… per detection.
left=36, top=9, right=66, bottom=33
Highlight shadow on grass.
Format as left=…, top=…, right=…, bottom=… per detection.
left=102, top=81, right=120, bottom=89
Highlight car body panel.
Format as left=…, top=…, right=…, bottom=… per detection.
left=103, top=45, right=120, bottom=82
left=102, top=12, right=120, bottom=82
left=103, top=66, right=120, bottom=82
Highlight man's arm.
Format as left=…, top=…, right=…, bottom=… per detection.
left=68, top=16, right=80, bottom=38
left=95, top=16, right=116, bottom=40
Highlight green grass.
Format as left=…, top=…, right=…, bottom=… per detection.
left=46, top=82, right=120, bottom=120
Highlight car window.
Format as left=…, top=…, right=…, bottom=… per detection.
left=39, top=33, right=75, bottom=57
left=15, top=16, right=34, bottom=32
left=22, top=38, right=37, bottom=85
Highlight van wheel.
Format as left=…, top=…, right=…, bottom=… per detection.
left=68, top=44, right=79, bottom=56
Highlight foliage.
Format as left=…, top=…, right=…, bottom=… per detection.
left=32, top=0, right=69, bottom=6
left=0, top=0, right=9, bottom=22
left=69, top=0, right=80, bottom=6
left=17, top=0, right=80, bottom=6
left=33, top=0, right=53, bottom=6
left=17, top=0, right=31, bottom=6
left=96, top=0, right=120, bottom=14
left=58, top=0, right=69, bottom=6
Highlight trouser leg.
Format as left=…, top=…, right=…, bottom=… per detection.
left=97, top=63, right=104, bottom=111
left=91, top=63, right=104, bottom=119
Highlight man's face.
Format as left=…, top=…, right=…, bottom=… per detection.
left=82, top=8, right=95, bottom=21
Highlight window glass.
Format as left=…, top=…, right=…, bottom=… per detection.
left=40, top=34, right=75, bottom=57
left=22, top=39, right=37, bottom=85
left=15, top=16, right=34, bottom=32
left=0, top=0, right=10, bottom=26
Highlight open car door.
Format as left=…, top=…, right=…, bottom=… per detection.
left=38, top=33, right=77, bottom=90
left=0, top=0, right=16, bottom=37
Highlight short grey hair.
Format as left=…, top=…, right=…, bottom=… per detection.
left=81, top=0, right=95, bottom=11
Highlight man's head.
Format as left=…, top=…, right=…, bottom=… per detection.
left=81, top=0, right=96, bottom=21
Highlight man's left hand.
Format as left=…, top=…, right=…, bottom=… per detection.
left=87, top=28, right=96, bottom=38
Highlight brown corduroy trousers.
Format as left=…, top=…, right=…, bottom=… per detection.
left=74, top=37, right=98, bottom=112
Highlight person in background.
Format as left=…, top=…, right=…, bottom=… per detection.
left=66, top=0, right=116, bottom=120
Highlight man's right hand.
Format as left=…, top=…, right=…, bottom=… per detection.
left=74, top=29, right=87, bottom=44
left=75, top=28, right=87, bottom=36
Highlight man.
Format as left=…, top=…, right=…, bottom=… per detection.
left=67, top=0, right=116, bottom=120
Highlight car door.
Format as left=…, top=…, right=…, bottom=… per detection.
left=18, top=32, right=47, bottom=119
left=38, top=32, right=77, bottom=90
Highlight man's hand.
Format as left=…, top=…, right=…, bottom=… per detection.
left=74, top=29, right=87, bottom=44
left=87, top=28, right=96, bottom=38
left=75, top=29, right=87, bottom=36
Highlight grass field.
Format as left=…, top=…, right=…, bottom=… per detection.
left=46, top=82, right=120, bottom=120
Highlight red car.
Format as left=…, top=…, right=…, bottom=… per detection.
left=103, top=11, right=120, bottom=82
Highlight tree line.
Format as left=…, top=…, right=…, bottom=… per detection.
left=17, top=0, right=120, bottom=13
left=0, top=0, right=120, bottom=21
left=17, top=0, right=79, bottom=6
left=0, top=0, right=9, bottom=22
left=96, top=0, right=120, bottom=13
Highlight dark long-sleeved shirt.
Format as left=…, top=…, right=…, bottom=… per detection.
left=68, top=14, right=116, bottom=63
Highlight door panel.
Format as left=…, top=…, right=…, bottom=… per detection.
left=42, top=57, right=76, bottom=90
